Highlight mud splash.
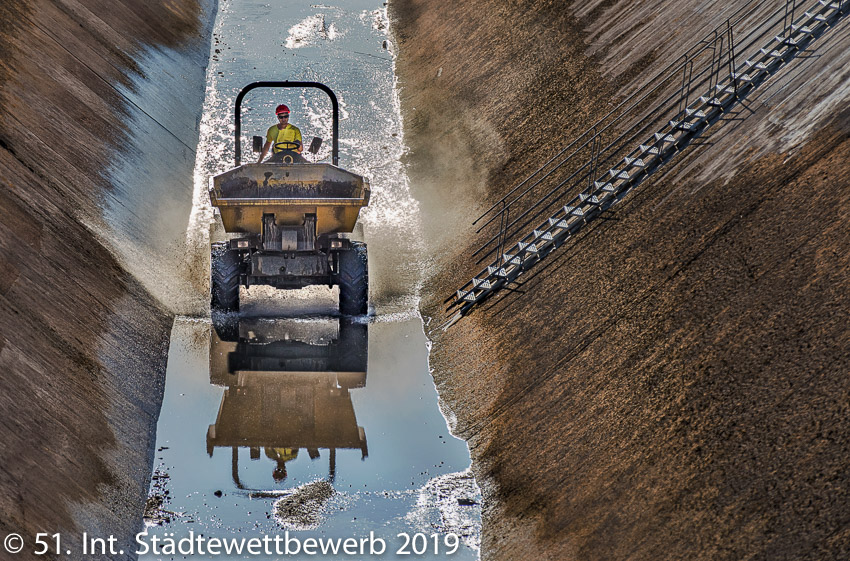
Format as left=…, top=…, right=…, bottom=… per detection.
left=274, top=480, right=336, bottom=530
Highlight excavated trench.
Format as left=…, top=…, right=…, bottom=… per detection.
left=2, top=0, right=849, bottom=560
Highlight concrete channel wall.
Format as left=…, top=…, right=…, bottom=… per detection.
left=0, top=1, right=213, bottom=558
left=391, top=0, right=850, bottom=559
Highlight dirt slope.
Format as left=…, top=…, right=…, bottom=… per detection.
left=0, top=1, right=212, bottom=558
left=391, top=0, right=850, bottom=559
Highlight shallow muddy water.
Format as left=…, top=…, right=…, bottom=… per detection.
left=143, top=315, right=478, bottom=560
left=142, top=1, right=480, bottom=559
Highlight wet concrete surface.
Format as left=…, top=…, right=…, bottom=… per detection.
left=391, top=0, right=850, bottom=559
left=141, top=0, right=481, bottom=558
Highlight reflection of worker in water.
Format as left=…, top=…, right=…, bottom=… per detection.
left=257, top=104, right=303, bottom=163
left=266, top=447, right=299, bottom=482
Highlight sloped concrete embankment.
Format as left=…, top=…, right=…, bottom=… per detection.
left=391, top=0, right=850, bottom=559
left=0, top=1, right=213, bottom=558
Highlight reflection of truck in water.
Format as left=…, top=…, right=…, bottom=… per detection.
left=209, top=82, right=369, bottom=316
left=208, top=318, right=368, bottom=485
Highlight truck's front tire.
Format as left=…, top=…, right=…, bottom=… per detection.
left=338, top=242, right=368, bottom=316
left=211, top=242, right=241, bottom=313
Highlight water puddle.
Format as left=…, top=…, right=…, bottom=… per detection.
left=142, top=0, right=480, bottom=558
left=143, top=316, right=478, bottom=559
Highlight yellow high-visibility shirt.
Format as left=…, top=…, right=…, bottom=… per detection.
left=265, top=448, right=299, bottom=462
left=266, top=123, right=302, bottom=152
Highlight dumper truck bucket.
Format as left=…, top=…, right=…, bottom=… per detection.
left=209, top=162, right=370, bottom=235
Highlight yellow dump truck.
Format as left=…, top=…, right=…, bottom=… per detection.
left=209, top=82, right=369, bottom=315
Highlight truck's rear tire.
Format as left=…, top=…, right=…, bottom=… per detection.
left=338, top=242, right=368, bottom=316
left=211, top=242, right=241, bottom=313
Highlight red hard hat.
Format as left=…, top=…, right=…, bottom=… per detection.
left=275, top=104, right=290, bottom=115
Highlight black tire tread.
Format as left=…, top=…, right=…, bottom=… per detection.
left=211, top=242, right=241, bottom=312
left=335, top=319, right=368, bottom=380
left=338, top=242, right=368, bottom=316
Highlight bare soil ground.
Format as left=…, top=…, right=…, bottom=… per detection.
left=390, top=0, right=850, bottom=559
left=0, top=1, right=210, bottom=557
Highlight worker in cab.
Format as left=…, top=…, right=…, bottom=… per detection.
left=258, top=104, right=304, bottom=163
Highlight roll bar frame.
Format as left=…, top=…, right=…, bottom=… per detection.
left=234, top=81, right=339, bottom=167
